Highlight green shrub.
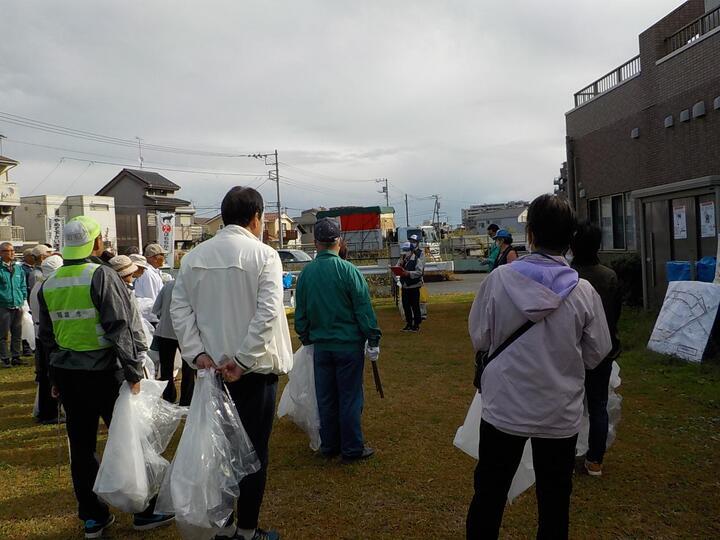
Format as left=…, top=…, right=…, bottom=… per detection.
left=609, top=253, right=643, bottom=307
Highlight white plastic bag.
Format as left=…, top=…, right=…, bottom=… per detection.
left=453, top=392, right=535, bottom=502
left=21, top=302, right=35, bottom=351
left=156, top=369, right=260, bottom=540
left=576, top=361, right=623, bottom=456
left=277, top=345, right=321, bottom=451
left=93, top=379, right=187, bottom=513
left=455, top=361, right=623, bottom=502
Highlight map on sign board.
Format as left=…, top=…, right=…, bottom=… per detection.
left=648, top=281, right=720, bottom=363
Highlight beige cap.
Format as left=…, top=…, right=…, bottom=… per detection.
left=129, top=254, right=149, bottom=269
left=32, top=244, right=52, bottom=258
left=109, top=255, right=138, bottom=278
left=144, top=243, right=167, bottom=257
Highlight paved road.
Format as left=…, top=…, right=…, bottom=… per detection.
left=424, top=272, right=487, bottom=296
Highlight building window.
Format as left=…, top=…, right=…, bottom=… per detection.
left=589, top=193, right=634, bottom=250
left=90, top=203, right=109, bottom=211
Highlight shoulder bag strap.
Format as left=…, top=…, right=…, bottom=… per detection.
left=485, top=320, right=535, bottom=365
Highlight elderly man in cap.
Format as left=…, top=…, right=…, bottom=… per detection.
left=134, top=243, right=167, bottom=302
left=129, top=253, right=149, bottom=280
left=38, top=216, right=173, bottom=538
left=0, top=242, right=27, bottom=367
left=295, top=218, right=381, bottom=463
left=172, top=186, right=293, bottom=540
left=21, top=248, right=36, bottom=297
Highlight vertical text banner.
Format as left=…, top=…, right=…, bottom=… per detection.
left=47, top=216, right=65, bottom=252
left=157, top=212, right=175, bottom=267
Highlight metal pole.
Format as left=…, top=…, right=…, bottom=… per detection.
left=405, top=193, right=409, bottom=226
left=275, top=149, right=283, bottom=248
left=384, top=178, right=389, bottom=207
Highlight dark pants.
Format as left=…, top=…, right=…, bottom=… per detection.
left=34, top=339, right=59, bottom=421
left=0, top=307, right=23, bottom=361
left=467, top=420, right=578, bottom=540
left=156, top=336, right=179, bottom=403
left=401, top=287, right=422, bottom=327
left=179, top=359, right=196, bottom=407
left=313, top=348, right=365, bottom=458
left=585, top=357, right=613, bottom=464
left=226, top=373, right=278, bottom=530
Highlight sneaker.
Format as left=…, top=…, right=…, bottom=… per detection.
left=401, top=325, right=413, bottom=332
left=342, top=446, right=375, bottom=464
left=584, top=459, right=603, bottom=477
left=133, top=513, right=175, bottom=530
left=1, top=359, right=10, bottom=369
left=409, top=326, right=420, bottom=333
left=39, top=415, right=66, bottom=425
left=84, top=514, right=115, bottom=539
left=250, top=529, right=281, bottom=540
left=11, top=357, right=26, bottom=366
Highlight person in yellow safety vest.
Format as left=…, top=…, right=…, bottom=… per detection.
left=37, top=216, right=174, bottom=539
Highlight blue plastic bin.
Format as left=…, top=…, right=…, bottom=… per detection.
left=696, top=256, right=716, bottom=283
left=665, top=260, right=691, bottom=282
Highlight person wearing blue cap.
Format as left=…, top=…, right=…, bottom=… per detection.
left=37, top=216, right=173, bottom=538
left=492, top=229, right=518, bottom=269
left=396, top=236, right=425, bottom=332
left=295, top=218, right=381, bottom=463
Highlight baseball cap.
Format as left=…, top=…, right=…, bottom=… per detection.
left=314, top=218, right=341, bottom=243
left=109, top=255, right=138, bottom=278
left=495, top=229, right=512, bottom=240
left=63, top=216, right=101, bottom=260
left=409, top=234, right=419, bottom=242
left=40, top=254, right=63, bottom=278
left=129, top=254, right=149, bottom=269
left=32, top=244, right=52, bottom=258
left=144, top=243, right=167, bottom=257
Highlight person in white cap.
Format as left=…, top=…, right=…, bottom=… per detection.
left=133, top=243, right=166, bottom=302
left=37, top=216, right=173, bottom=538
left=29, top=254, right=63, bottom=423
left=129, top=253, right=148, bottom=280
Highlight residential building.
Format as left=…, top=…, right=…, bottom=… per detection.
left=565, top=0, right=720, bottom=307
left=96, top=168, right=191, bottom=253
left=15, top=195, right=118, bottom=251
left=195, top=214, right=224, bottom=238
left=0, top=155, right=24, bottom=245
left=175, top=205, right=204, bottom=249
left=461, top=202, right=529, bottom=234
left=293, top=208, right=326, bottom=247
left=263, top=212, right=299, bottom=247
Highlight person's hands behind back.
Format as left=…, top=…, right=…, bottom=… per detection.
left=195, top=353, right=215, bottom=369
left=219, top=355, right=245, bottom=382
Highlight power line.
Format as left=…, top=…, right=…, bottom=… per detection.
left=278, top=161, right=377, bottom=183
left=58, top=156, right=267, bottom=177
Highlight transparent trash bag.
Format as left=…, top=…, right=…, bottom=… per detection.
left=156, top=369, right=261, bottom=540
left=21, top=302, right=35, bottom=351
left=453, top=392, right=534, bottom=503
left=93, top=379, right=187, bottom=513
left=277, top=345, right=321, bottom=451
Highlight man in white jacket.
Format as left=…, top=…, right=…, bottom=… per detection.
left=171, top=186, right=293, bottom=540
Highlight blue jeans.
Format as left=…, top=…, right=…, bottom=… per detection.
left=313, top=348, right=365, bottom=458
left=585, top=357, right=613, bottom=464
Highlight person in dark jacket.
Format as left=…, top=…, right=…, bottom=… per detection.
left=570, top=222, right=622, bottom=477
left=397, top=235, right=425, bottom=332
left=38, top=216, right=173, bottom=538
left=492, top=229, right=518, bottom=269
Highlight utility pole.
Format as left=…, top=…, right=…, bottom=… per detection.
left=376, top=178, right=389, bottom=206
left=251, top=150, right=283, bottom=248
left=0, top=134, right=5, bottom=155
left=135, top=136, right=144, bottom=169
left=431, top=194, right=440, bottom=232
left=405, top=193, right=409, bottom=227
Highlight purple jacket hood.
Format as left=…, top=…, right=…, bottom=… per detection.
left=496, top=253, right=579, bottom=322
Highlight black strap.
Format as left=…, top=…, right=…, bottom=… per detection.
left=485, top=320, right=535, bottom=365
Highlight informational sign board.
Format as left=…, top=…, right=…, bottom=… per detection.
left=46, top=216, right=65, bottom=252
left=156, top=212, right=175, bottom=267
left=673, top=205, right=687, bottom=240
left=648, top=281, right=720, bottom=363
left=699, top=201, right=716, bottom=238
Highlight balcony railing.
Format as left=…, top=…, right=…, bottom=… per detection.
left=573, top=55, right=641, bottom=107
left=667, top=5, right=720, bottom=54
left=0, top=225, right=25, bottom=243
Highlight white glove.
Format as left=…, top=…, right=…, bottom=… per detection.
left=365, top=344, right=380, bottom=362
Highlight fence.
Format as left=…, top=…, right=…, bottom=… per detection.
left=574, top=55, right=641, bottom=107
left=667, top=5, right=720, bottom=54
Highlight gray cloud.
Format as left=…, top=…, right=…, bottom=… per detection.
left=0, top=0, right=681, bottom=223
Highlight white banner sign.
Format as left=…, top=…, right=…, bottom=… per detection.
left=156, top=212, right=175, bottom=267
left=46, top=216, right=65, bottom=252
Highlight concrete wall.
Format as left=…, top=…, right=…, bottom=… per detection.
left=15, top=195, right=66, bottom=243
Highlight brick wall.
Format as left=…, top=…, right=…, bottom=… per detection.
left=566, top=0, right=720, bottom=220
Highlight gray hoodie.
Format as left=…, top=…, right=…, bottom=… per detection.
left=469, top=253, right=611, bottom=438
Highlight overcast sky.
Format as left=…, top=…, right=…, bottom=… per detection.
left=0, top=0, right=682, bottom=225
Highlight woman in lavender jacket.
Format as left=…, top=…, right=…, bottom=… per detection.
left=466, top=194, right=612, bottom=540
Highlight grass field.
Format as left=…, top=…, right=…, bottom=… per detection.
left=1, top=296, right=719, bottom=539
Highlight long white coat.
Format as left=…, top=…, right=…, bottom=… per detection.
left=170, top=225, right=293, bottom=375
